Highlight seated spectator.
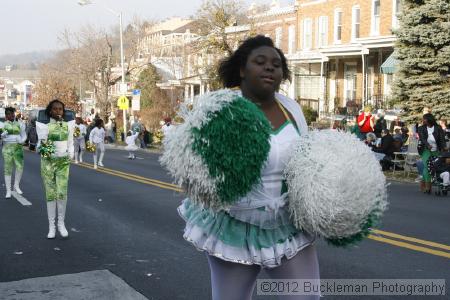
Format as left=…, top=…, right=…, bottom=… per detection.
left=374, top=129, right=397, bottom=158
left=434, top=154, right=450, bottom=187
left=393, top=128, right=403, bottom=142
left=374, top=129, right=399, bottom=170
left=365, top=132, right=377, bottom=150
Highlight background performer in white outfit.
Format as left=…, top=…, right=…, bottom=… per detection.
left=89, top=118, right=106, bottom=169
left=125, top=130, right=140, bottom=159
left=73, top=117, right=87, bottom=164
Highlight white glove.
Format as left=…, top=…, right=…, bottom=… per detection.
left=1, top=131, right=8, bottom=138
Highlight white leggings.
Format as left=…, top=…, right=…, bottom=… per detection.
left=207, top=244, right=320, bottom=300
left=93, top=142, right=105, bottom=163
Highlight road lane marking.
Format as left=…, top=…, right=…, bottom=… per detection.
left=73, top=161, right=450, bottom=259
left=77, top=162, right=180, bottom=188
left=12, top=192, right=32, bottom=206
left=372, top=229, right=450, bottom=252
left=368, top=235, right=450, bottom=259
left=75, top=162, right=183, bottom=192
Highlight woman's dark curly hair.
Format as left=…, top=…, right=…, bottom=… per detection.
left=45, top=99, right=66, bottom=118
left=423, top=113, right=437, bottom=127
left=95, top=118, right=104, bottom=128
left=5, top=107, right=15, bottom=115
left=218, top=35, right=291, bottom=88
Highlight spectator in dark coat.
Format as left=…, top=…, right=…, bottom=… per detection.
left=417, top=113, right=447, bottom=193
left=374, top=129, right=397, bottom=159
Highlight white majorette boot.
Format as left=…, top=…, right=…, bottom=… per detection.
left=56, top=200, right=69, bottom=238
left=79, top=150, right=84, bottom=163
left=46, top=201, right=57, bottom=239
left=5, top=175, right=12, bottom=198
left=14, top=170, right=23, bottom=195
left=93, top=154, right=98, bottom=169
left=98, top=152, right=104, bottom=167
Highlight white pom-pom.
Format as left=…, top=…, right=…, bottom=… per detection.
left=285, top=130, right=388, bottom=242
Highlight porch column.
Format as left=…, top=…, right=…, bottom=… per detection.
left=362, top=52, right=366, bottom=109
left=190, top=84, right=195, bottom=102
left=184, top=85, right=189, bottom=101
left=288, top=63, right=296, bottom=99
left=319, top=60, right=325, bottom=117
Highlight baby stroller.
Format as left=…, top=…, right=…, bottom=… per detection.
left=427, top=152, right=450, bottom=196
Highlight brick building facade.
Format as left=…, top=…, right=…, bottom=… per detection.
left=292, top=0, right=401, bottom=115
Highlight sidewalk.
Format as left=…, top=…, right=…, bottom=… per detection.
left=0, top=270, right=148, bottom=300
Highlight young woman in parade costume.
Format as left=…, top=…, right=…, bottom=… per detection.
left=36, top=99, right=75, bottom=239
left=163, top=36, right=319, bottom=300
left=125, top=130, right=139, bottom=159
left=0, top=107, right=27, bottom=198
left=73, top=117, right=87, bottom=164
left=89, top=118, right=106, bottom=169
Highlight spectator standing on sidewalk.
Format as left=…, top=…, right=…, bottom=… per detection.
left=357, top=106, right=374, bottom=140
left=417, top=113, right=447, bottom=193
left=374, top=110, right=387, bottom=138
left=105, top=118, right=115, bottom=144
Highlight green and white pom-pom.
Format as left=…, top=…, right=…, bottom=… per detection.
left=39, top=140, right=56, bottom=158
left=284, top=130, right=388, bottom=247
left=160, top=89, right=271, bottom=209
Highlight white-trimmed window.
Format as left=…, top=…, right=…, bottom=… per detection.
left=352, top=6, right=361, bottom=40
left=334, top=9, right=343, bottom=44
left=288, top=25, right=295, bottom=54
left=275, top=27, right=282, bottom=48
left=371, top=0, right=381, bottom=35
left=317, top=16, right=328, bottom=48
left=392, top=0, right=402, bottom=29
left=296, top=64, right=321, bottom=100
left=303, top=18, right=313, bottom=50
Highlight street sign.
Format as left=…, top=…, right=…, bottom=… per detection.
left=119, top=83, right=128, bottom=94
left=132, top=89, right=141, bottom=111
left=117, top=95, right=129, bottom=110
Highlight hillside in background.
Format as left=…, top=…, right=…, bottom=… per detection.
left=0, top=50, right=56, bottom=69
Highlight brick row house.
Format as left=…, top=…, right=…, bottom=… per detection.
left=133, top=0, right=401, bottom=115
left=293, top=0, right=401, bottom=115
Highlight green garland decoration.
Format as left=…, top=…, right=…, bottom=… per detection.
left=191, top=97, right=271, bottom=205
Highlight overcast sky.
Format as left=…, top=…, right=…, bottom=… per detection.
left=0, top=0, right=291, bottom=56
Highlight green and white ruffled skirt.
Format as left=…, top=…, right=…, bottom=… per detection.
left=178, top=198, right=315, bottom=268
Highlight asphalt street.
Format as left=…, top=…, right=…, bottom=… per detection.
left=0, top=148, right=449, bottom=300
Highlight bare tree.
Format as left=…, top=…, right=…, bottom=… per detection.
left=57, top=20, right=149, bottom=119
left=33, top=61, right=80, bottom=111
left=190, top=0, right=259, bottom=89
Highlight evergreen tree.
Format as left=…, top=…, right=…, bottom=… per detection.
left=135, top=64, right=161, bottom=109
left=393, top=0, right=450, bottom=122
